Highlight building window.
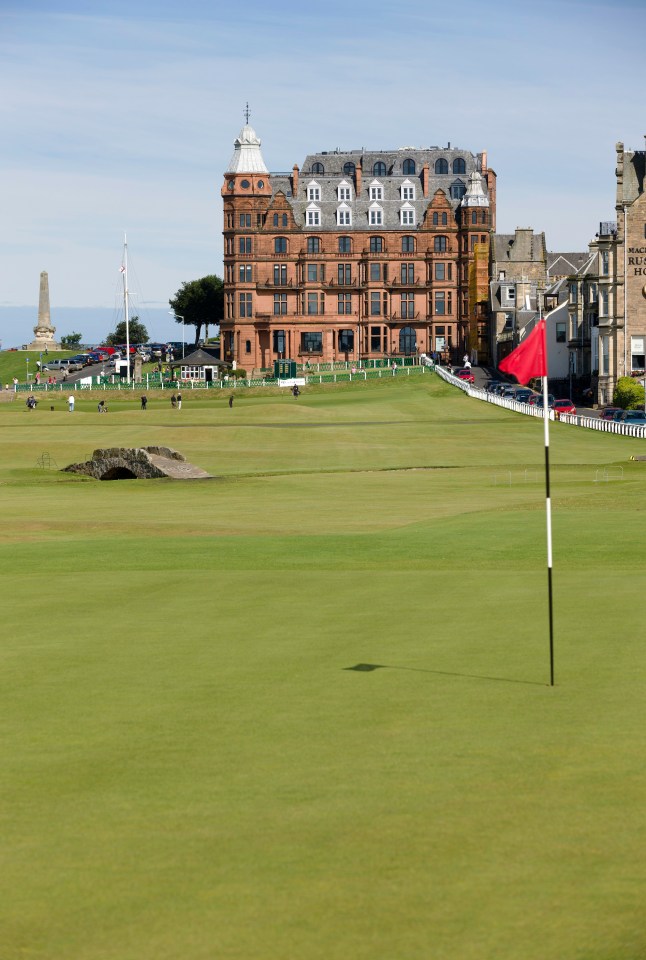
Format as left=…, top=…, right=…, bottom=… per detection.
left=434, top=291, right=445, bottom=315
left=301, top=331, right=323, bottom=353
left=401, top=263, right=414, bottom=284
left=452, top=158, right=466, bottom=174
left=274, top=264, right=287, bottom=285
left=239, top=213, right=251, bottom=227
left=338, top=264, right=352, bottom=285
left=337, top=206, right=352, bottom=226
left=370, top=326, right=382, bottom=352
left=339, top=236, right=352, bottom=253
left=399, top=326, right=416, bottom=354
left=307, top=263, right=318, bottom=282
left=599, top=287, right=609, bottom=316
left=369, top=262, right=381, bottom=282
left=311, top=162, right=324, bottom=175
left=370, top=237, right=384, bottom=253
left=432, top=212, right=439, bottom=225
left=403, top=158, right=416, bottom=175
left=275, top=237, right=287, bottom=253
left=631, top=336, right=645, bottom=371
left=372, top=161, right=386, bottom=176
left=470, top=236, right=478, bottom=251
left=435, top=262, right=445, bottom=281
left=338, top=293, right=352, bottom=314
left=273, top=329, right=286, bottom=354
left=273, top=213, right=279, bottom=226
left=282, top=214, right=288, bottom=226
left=435, top=158, right=448, bottom=174
left=306, top=206, right=321, bottom=226
left=239, top=265, right=252, bottom=282
left=556, top=322, right=566, bottom=343
left=307, top=182, right=321, bottom=201
left=401, top=182, right=415, bottom=201
left=239, top=236, right=252, bottom=254
left=225, top=293, right=234, bottom=318
left=307, top=292, right=321, bottom=315
left=450, top=180, right=466, bottom=200
left=370, top=292, right=382, bottom=316
left=401, top=207, right=415, bottom=225
left=481, top=210, right=487, bottom=224
left=434, top=236, right=447, bottom=252
left=239, top=293, right=252, bottom=317
left=401, top=236, right=415, bottom=253
left=343, top=161, right=356, bottom=176
left=507, top=286, right=515, bottom=302
left=601, top=335, right=609, bottom=375
left=338, top=183, right=352, bottom=201
left=273, top=294, right=287, bottom=316
left=369, top=205, right=383, bottom=225
left=471, top=210, right=477, bottom=225
left=569, top=283, right=578, bottom=304
left=307, top=237, right=320, bottom=254
left=338, top=329, right=354, bottom=352
left=601, top=250, right=609, bottom=275
left=369, top=183, right=383, bottom=201
left=401, top=293, right=415, bottom=318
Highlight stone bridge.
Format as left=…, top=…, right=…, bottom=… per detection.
left=63, top=446, right=211, bottom=480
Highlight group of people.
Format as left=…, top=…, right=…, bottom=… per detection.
left=170, top=393, right=182, bottom=409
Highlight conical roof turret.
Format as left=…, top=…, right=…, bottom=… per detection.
left=226, top=122, right=268, bottom=174
left=460, top=170, right=489, bottom=207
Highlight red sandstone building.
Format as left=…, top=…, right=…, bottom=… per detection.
left=221, top=120, right=495, bottom=369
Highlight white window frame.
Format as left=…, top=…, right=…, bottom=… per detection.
left=599, top=287, right=609, bottom=317
left=307, top=180, right=321, bottom=202
left=306, top=203, right=321, bottom=226
left=369, top=203, right=383, bottom=226
left=400, top=203, right=415, bottom=226
left=337, top=204, right=352, bottom=226
left=507, top=286, right=515, bottom=302
left=369, top=180, right=383, bottom=201
left=401, top=179, right=415, bottom=201
left=337, top=180, right=352, bottom=201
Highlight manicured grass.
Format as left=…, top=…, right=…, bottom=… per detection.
left=1, top=375, right=646, bottom=960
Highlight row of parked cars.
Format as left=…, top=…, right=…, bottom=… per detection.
left=482, top=379, right=577, bottom=416
left=597, top=407, right=646, bottom=425
left=43, top=345, right=153, bottom=374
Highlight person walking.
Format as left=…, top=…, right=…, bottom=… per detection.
left=228, top=395, right=234, bottom=408
left=140, top=395, right=148, bottom=410
left=176, top=391, right=182, bottom=410
left=68, top=394, right=75, bottom=413
left=170, top=393, right=177, bottom=408
left=97, top=400, right=107, bottom=413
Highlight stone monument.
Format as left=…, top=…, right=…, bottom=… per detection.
left=28, top=271, right=60, bottom=351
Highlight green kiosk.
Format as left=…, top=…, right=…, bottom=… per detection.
left=274, top=359, right=297, bottom=379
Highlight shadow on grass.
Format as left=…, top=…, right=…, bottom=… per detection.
left=344, top=662, right=546, bottom=687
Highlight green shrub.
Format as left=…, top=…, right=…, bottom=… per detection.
left=233, top=368, right=247, bottom=379
left=613, top=376, right=645, bottom=410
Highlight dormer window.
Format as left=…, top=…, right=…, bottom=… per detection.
left=337, top=180, right=352, bottom=201
left=369, top=180, right=383, bottom=201
left=450, top=179, right=466, bottom=200
left=307, top=181, right=321, bottom=201
left=306, top=203, right=321, bottom=226
left=311, top=162, right=324, bottom=175
left=369, top=203, right=383, bottom=226
left=337, top=204, right=352, bottom=226
left=401, top=179, right=415, bottom=201
left=400, top=204, right=415, bottom=226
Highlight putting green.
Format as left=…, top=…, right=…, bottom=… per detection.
left=1, top=376, right=645, bottom=960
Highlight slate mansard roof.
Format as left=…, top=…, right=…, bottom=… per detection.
left=269, top=146, right=487, bottom=231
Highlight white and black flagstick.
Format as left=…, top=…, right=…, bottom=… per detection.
left=542, top=370, right=555, bottom=686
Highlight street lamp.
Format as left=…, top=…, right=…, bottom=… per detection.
left=169, top=312, right=185, bottom=360
left=26, top=357, right=29, bottom=383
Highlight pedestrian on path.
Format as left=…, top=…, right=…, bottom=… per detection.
left=176, top=391, right=182, bottom=410
left=68, top=394, right=75, bottom=412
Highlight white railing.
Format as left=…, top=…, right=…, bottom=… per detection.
left=434, top=366, right=646, bottom=437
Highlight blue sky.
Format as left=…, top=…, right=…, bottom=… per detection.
left=1, top=0, right=645, bottom=346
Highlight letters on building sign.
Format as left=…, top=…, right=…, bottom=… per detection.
left=628, top=245, right=646, bottom=276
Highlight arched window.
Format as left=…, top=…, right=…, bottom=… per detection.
left=401, top=236, right=415, bottom=253
left=343, top=161, right=356, bottom=176
left=450, top=180, right=466, bottom=200
left=282, top=213, right=288, bottom=226
left=442, top=212, right=448, bottom=225
left=399, top=326, right=417, bottom=355
left=452, top=158, right=466, bottom=174
left=311, top=162, right=324, bottom=174
left=307, top=237, right=321, bottom=254
left=275, top=237, right=287, bottom=254
left=432, top=212, right=439, bottom=225
left=481, top=210, right=487, bottom=224
left=403, top=159, right=416, bottom=175
left=373, top=161, right=387, bottom=176
left=472, top=210, right=477, bottom=224
left=435, top=158, right=448, bottom=174
left=434, top=236, right=447, bottom=253
left=273, top=214, right=279, bottom=226
left=338, top=236, right=352, bottom=253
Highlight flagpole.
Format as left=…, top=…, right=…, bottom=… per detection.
left=542, top=368, right=555, bottom=686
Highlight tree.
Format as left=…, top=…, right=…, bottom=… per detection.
left=60, top=332, right=82, bottom=348
left=169, top=275, right=223, bottom=346
left=613, top=376, right=645, bottom=410
left=105, top=315, right=149, bottom=346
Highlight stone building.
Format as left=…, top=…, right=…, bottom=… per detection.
left=489, top=228, right=547, bottom=364
left=220, top=119, right=496, bottom=370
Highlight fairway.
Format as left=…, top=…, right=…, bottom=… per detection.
left=2, top=376, right=645, bottom=960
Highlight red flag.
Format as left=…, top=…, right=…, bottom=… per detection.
left=499, top=318, right=547, bottom=385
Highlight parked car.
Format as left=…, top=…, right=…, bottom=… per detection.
left=513, top=388, right=535, bottom=403
left=599, top=407, right=622, bottom=421
left=616, top=410, right=646, bottom=425
left=485, top=380, right=503, bottom=393
left=553, top=399, right=577, bottom=416
left=43, top=358, right=80, bottom=372
left=456, top=368, right=475, bottom=383
left=500, top=385, right=517, bottom=399
left=533, top=394, right=556, bottom=408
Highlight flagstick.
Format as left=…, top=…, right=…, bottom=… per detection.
left=542, top=373, right=555, bottom=686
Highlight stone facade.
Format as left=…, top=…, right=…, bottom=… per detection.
left=220, top=122, right=495, bottom=369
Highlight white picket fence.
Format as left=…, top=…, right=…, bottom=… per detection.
left=434, top=366, right=646, bottom=439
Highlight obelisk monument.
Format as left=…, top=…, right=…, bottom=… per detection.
left=28, top=271, right=60, bottom=350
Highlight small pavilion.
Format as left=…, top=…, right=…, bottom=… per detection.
left=170, top=349, right=232, bottom=383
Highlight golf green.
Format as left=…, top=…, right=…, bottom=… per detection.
left=2, top=376, right=645, bottom=960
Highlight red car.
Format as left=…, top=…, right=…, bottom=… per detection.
left=599, top=407, right=622, bottom=421
left=456, top=367, right=475, bottom=383
left=553, top=398, right=576, bottom=416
